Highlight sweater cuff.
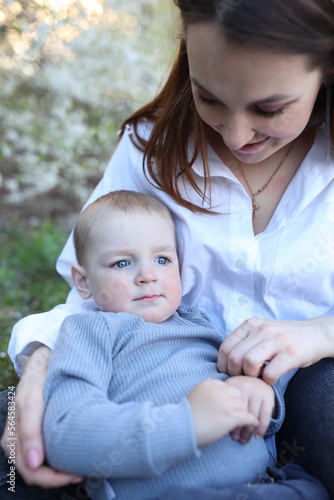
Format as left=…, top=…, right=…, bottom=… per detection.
left=266, top=385, right=285, bottom=437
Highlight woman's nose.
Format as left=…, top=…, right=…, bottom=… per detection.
left=216, top=111, right=255, bottom=150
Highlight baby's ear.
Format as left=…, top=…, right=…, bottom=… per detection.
left=71, top=264, right=92, bottom=300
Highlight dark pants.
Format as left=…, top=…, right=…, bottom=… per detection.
left=276, top=357, right=334, bottom=498
left=160, top=464, right=329, bottom=500
left=0, top=359, right=333, bottom=499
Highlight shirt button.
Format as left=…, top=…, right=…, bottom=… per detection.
left=238, top=296, right=248, bottom=305
left=236, top=259, right=245, bottom=269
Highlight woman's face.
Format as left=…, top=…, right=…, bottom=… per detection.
left=186, top=21, right=324, bottom=164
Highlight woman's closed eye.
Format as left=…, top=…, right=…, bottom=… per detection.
left=197, top=92, right=218, bottom=105
left=197, top=90, right=287, bottom=118
left=255, top=106, right=286, bottom=118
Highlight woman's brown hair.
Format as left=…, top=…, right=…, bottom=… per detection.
left=119, top=0, right=334, bottom=214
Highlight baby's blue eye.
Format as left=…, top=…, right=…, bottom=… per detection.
left=155, top=256, right=168, bottom=265
left=114, top=260, right=129, bottom=269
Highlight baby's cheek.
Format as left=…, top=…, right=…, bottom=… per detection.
left=165, top=272, right=182, bottom=303
left=95, top=278, right=131, bottom=311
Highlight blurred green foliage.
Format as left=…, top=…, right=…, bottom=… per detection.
left=0, top=220, right=70, bottom=389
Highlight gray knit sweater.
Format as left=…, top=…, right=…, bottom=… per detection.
left=43, top=306, right=284, bottom=500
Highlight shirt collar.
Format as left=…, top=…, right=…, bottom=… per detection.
left=191, top=141, right=238, bottom=181
left=264, top=126, right=334, bottom=234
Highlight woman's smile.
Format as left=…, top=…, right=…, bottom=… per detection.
left=236, top=137, right=270, bottom=154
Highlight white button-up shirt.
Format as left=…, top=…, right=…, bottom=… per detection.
left=9, top=122, right=334, bottom=381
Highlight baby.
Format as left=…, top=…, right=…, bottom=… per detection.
left=43, top=190, right=284, bottom=500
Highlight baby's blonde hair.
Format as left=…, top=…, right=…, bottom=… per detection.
left=73, top=190, right=176, bottom=265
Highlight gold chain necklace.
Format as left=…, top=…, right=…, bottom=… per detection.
left=237, top=141, right=295, bottom=219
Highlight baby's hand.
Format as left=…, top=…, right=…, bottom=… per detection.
left=187, top=378, right=259, bottom=447
left=225, top=376, right=275, bottom=444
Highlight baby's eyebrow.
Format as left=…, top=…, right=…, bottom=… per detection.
left=152, top=245, right=177, bottom=254
left=100, top=245, right=176, bottom=258
left=100, top=249, right=133, bottom=258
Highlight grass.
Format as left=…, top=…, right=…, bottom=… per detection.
left=0, top=219, right=70, bottom=390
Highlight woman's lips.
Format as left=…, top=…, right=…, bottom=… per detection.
left=237, top=137, right=269, bottom=153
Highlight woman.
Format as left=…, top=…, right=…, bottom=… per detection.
left=1, top=0, right=333, bottom=497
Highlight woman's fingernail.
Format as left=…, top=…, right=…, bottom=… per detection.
left=26, top=449, right=40, bottom=469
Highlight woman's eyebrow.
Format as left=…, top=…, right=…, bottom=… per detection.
left=191, top=77, right=221, bottom=101
left=255, top=95, right=294, bottom=105
left=190, top=76, right=293, bottom=105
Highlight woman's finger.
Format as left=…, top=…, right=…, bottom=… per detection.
left=218, top=318, right=268, bottom=374
left=14, top=416, right=82, bottom=487
left=218, top=328, right=251, bottom=373
left=18, top=389, right=45, bottom=469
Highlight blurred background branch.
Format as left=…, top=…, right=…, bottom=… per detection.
left=0, top=0, right=176, bottom=388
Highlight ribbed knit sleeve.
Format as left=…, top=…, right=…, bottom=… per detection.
left=43, top=312, right=199, bottom=478
left=266, top=384, right=285, bottom=437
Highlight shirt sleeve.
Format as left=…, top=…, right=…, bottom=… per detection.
left=43, top=312, right=199, bottom=478
left=8, top=123, right=154, bottom=374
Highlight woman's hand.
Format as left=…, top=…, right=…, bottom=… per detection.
left=1, top=345, right=82, bottom=487
left=218, top=317, right=334, bottom=385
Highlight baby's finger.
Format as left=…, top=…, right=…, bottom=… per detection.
left=255, top=400, right=273, bottom=438
left=238, top=425, right=255, bottom=444
left=232, top=413, right=259, bottom=436
left=230, top=426, right=241, bottom=441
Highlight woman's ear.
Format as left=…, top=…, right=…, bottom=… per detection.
left=71, top=264, right=92, bottom=300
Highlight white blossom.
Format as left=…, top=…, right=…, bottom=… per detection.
left=0, top=0, right=176, bottom=209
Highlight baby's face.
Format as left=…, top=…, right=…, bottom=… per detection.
left=83, top=211, right=182, bottom=323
